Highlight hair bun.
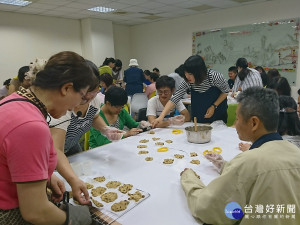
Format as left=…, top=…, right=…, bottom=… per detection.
left=26, top=58, right=48, bottom=81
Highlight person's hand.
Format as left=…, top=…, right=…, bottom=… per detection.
left=139, top=120, right=151, bottom=129
left=169, top=115, right=185, bottom=126
left=204, top=152, right=225, bottom=171
left=151, top=117, right=163, bottom=128
left=124, top=128, right=143, bottom=138
left=49, top=174, right=65, bottom=203
left=204, top=106, right=215, bottom=118
left=239, top=142, right=251, bottom=152
left=102, top=126, right=124, bottom=140
left=180, top=168, right=192, bottom=176
left=60, top=203, right=92, bottom=225
left=69, top=178, right=91, bottom=205
left=180, top=168, right=200, bottom=179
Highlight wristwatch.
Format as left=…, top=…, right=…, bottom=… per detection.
left=212, top=103, right=218, bottom=109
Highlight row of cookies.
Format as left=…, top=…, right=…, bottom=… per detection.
left=72, top=176, right=149, bottom=215
left=138, top=149, right=201, bottom=165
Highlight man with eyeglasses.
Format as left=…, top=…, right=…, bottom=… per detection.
left=147, top=76, right=190, bottom=128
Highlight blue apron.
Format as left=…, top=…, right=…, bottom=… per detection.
left=191, top=86, right=227, bottom=124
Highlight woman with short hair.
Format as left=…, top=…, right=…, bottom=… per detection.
left=89, top=86, right=148, bottom=148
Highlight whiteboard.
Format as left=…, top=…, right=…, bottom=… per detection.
left=192, top=18, right=299, bottom=85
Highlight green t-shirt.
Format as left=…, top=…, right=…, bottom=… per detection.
left=89, top=108, right=139, bottom=148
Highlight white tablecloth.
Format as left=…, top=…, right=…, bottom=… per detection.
left=65, top=122, right=242, bottom=225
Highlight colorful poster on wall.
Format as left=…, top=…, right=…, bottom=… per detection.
left=192, top=18, right=299, bottom=84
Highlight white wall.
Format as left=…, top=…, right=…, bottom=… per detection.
left=0, top=12, right=117, bottom=82
left=129, top=0, right=300, bottom=98
left=0, top=11, right=82, bottom=80
left=88, top=18, right=115, bottom=67
left=81, top=19, right=93, bottom=61
left=113, top=24, right=131, bottom=69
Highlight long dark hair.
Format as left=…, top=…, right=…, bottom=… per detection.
left=268, top=77, right=291, bottom=96
left=267, top=69, right=280, bottom=80
left=278, top=95, right=300, bottom=136
left=183, top=55, right=207, bottom=84
left=236, top=58, right=250, bottom=81
left=113, top=59, right=122, bottom=72
left=255, top=66, right=268, bottom=87
left=18, top=66, right=30, bottom=82
left=101, top=57, right=115, bottom=66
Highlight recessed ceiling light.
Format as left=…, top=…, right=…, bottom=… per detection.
left=0, top=0, right=31, bottom=6
left=88, top=6, right=116, bottom=13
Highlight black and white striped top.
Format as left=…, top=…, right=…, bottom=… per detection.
left=64, top=106, right=98, bottom=152
left=49, top=95, right=101, bottom=153
left=171, top=69, right=229, bottom=105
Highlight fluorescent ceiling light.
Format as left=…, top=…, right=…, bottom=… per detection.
left=88, top=6, right=115, bottom=13
left=0, top=0, right=31, bottom=6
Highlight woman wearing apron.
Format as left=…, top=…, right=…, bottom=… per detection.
left=152, top=55, right=229, bottom=126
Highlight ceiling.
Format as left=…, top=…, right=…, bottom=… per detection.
left=0, top=0, right=273, bottom=26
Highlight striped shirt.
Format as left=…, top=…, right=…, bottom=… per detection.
left=171, top=69, right=229, bottom=105
left=49, top=95, right=101, bottom=153
left=232, top=68, right=263, bottom=92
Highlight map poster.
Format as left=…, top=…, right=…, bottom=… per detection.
left=192, top=18, right=299, bottom=84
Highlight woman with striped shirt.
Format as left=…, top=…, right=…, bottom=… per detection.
left=152, top=55, right=229, bottom=126
left=50, top=60, right=123, bottom=206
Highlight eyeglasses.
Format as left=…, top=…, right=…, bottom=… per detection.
left=78, top=89, right=99, bottom=105
left=79, top=90, right=89, bottom=105
left=157, top=90, right=171, bottom=95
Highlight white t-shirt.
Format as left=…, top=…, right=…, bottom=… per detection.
left=97, top=92, right=105, bottom=106
left=146, top=95, right=186, bottom=119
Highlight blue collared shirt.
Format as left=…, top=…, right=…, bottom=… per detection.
left=249, top=132, right=283, bottom=150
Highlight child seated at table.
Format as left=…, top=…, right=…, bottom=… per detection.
left=147, top=75, right=190, bottom=128
left=89, top=86, right=149, bottom=148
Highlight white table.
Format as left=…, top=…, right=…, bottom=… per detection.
left=66, top=122, right=242, bottom=225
